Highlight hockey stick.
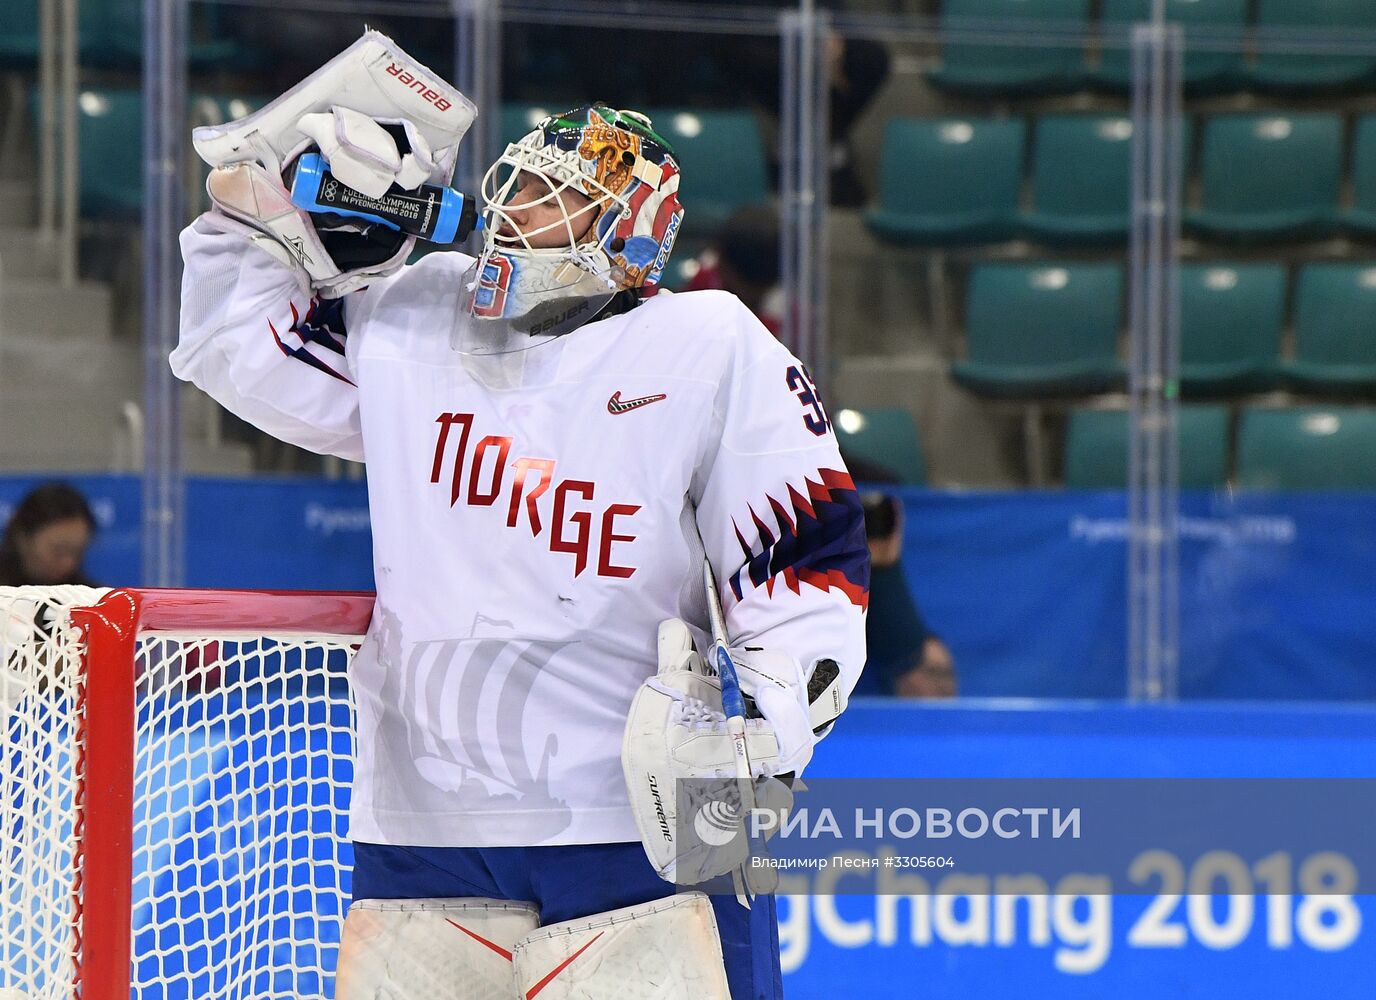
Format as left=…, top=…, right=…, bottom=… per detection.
left=701, top=557, right=763, bottom=907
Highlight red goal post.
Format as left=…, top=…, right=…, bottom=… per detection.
left=1, top=586, right=374, bottom=1000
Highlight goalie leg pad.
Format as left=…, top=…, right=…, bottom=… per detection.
left=512, top=893, right=731, bottom=1000
left=336, top=897, right=539, bottom=1000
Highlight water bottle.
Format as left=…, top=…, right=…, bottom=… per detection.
left=290, top=152, right=482, bottom=244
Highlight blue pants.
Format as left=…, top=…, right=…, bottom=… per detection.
left=351, top=841, right=783, bottom=1000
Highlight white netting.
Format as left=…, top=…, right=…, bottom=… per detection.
left=0, top=587, right=363, bottom=1000
left=2, top=585, right=107, bottom=1000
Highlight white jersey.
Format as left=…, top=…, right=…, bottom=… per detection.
left=174, top=214, right=869, bottom=847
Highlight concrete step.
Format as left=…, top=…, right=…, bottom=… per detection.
left=0, top=339, right=255, bottom=474
left=0, top=226, right=60, bottom=279
left=0, top=276, right=112, bottom=339
left=0, top=383, right=254, bottom=473
left=184, top=441, right=255, bottom=475
left=0, top=386, right=130, bottom=469
left=0, top=330, right=139, bottom=389
left=0, top=179, right=37, bottom=227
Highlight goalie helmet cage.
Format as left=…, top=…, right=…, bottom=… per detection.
left=0, top=586, right=375, bottom=1000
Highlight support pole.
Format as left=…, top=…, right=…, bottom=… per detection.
left=453, top=0, right=502, bottom=216
left=142, top=0, right=187, bottom=586
left=779, top=4, right=831, bottom=382
left=1127, top=22, right=1184, bottom=701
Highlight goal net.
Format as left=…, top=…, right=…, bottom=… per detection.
left=1, top=586, right=374, bottom=1000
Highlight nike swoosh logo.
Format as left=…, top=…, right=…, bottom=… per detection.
left=607, top=390, right=668, bottom=414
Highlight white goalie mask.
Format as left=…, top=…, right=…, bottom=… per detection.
left=451, top=105, right=685, bottom=356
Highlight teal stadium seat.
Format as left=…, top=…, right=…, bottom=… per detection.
left=1021, top=114, right=1136, bottom=244
left=0, top=2, right=240, bottom=85
left=951, top=263, right=1124, bottom=398
left=1341, top=115, right=1376, bottom=236
left=0, top=0, right=41, bottom=65
left=73, top=88, right=143, bottom=218
left=1096, top=0, right=1246, bottom=92
left=1179, top=263, right=1285, bottom=395
left=864, top=117, right=1025, bottom=245
left=1064, top=405, right=1231, bottom=489
left=1284, top=264, right=1376, bottom=393
left=498, top=103, right=767, bottom=245
left=1185, top=114, right=1342, bottom=240
left=0, top=0, right=104, bottom=66
left=500, top=103, right=556, bottom=147
left=640, top=107, right=769, bottom=239
left=931, top=0, right=1089, bottom=95
left=1237, top=407, right=1376, bottom=489
left=834, top=408, right=926, bottom=485
left=40, top=89, right=277, bottom=219
left=1248, top=0, right=1376, bottom=92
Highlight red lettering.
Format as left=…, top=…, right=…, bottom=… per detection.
left=428, top=414, right=639, bottom=581
left=467, top=436, right=511, bottom=506
left=598, top=504, right=640, bottom=579
left=386, top=64, right=452, bottom=113
left=550, top=480, right=595, bottom=576
left=507, top=458, right=555, bottom=534
left=430, top=413, right=455, bottom=483
left=431, top=412, right=474, bottom=507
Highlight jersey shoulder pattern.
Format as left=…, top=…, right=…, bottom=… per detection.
left=729, top=464, right=870, bottom=611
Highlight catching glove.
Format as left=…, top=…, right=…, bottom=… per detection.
left=193, top=30, right=474, bottom=297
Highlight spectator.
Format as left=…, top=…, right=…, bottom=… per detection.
left=0, top=483, right=97, bottom=586
left=707, top=5, right=891, bottom=207
left=682, top=204, right=784, bottom=335
left=853, top=491, right=957, bottom=698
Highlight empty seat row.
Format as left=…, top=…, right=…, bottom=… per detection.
left=839, top=403, right=1376, bottom=490
left=868, top=112, right=1376, bottom=246
left=1066, top=405, right=1376, bottom=489
left=935, top=0, right=1376, bottom=94
left=952, top=261, right=1376, bottom=399
left=500, top=104, right=768, bottom=236
left=0, top=1, right=239, bottom=69
left=49, top=90, right=270, bottom=219
left=62, top=93, right=769, bottom=240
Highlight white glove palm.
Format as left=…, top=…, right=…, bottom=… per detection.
left=730, top=645, right=815, bottom=779
left=296, top=106, right=437, bottom=198
left=646, top=620, right=815, bottom=781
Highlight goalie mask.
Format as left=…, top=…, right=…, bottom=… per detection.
left=451, top=105, right=685, bottom=356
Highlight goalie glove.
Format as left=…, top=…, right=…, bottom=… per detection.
left=296, top=107, right=437, bottom=200
left=193, top=30, right=474, bottom=297
left=621, top=619, right=848, bottom=885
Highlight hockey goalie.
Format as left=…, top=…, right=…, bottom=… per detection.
left=171, top=30, right=869, bottom=1000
